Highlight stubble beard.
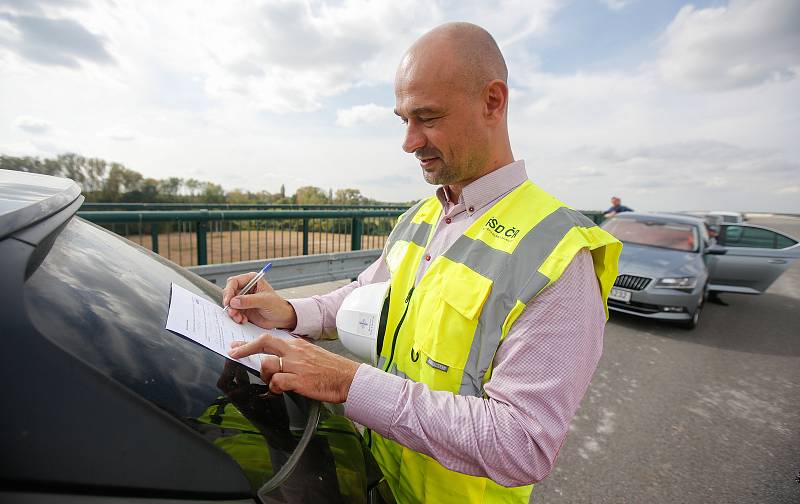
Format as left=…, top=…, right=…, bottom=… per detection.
left=423, top=152, right=486, bottom=188
left=422, top=160, right=459, bottom=186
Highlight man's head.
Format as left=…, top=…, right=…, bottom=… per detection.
left=394, top=23, right=513, bottom=191
left=611, top=196, right=621, bottom=207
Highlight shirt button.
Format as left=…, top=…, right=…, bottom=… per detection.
left=425, top=255, right=431, bottom=261
left=445, top=217, right=452, bottom=224
left=468, top=206, right=474, bottom=213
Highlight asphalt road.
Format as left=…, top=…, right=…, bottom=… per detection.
left=280, top=215, right=800, bottom=504
left=535, top=215, right=800, bottom=504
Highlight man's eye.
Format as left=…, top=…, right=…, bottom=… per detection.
left=421, top=117, right=439, bottom=126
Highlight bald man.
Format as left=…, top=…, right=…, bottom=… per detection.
left=225, top=22, right=620, bottom=503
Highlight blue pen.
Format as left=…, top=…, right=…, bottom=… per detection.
left=223, top=262, right=272, bottom=312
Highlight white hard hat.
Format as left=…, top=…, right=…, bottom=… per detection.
left=335, top=281, right=390, bottom=365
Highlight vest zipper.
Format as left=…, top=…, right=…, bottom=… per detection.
left=383, top=286, right=414, bottom=372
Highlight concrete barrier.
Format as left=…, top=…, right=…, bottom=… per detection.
left=188, top=249, right=381, bottom=289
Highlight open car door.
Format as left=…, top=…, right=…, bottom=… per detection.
left=708, top=224, right=800, bottom=294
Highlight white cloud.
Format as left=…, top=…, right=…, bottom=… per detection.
left=336, top=103, right=394, bottom=127
left=508, top=61, right=800, bottom=211
left=600, top=0, right=635, bottom=11
left=14, top=115, right=52, bottom=134
left=30, top=137, right=70, bottom=154
left=705, top=176, right=728, bottom=188
left=657, top=0, right=800, bottom=91
left=196, top=0, right=562, bottom=113
left=104, top=126, right=140, bottom=142
left=0, top=1, right=564, bottom=115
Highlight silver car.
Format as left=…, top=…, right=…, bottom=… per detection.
left=602, top=213, right=799, bottom=329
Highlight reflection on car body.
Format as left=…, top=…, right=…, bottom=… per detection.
left=602, top=212, right=800, bottom=329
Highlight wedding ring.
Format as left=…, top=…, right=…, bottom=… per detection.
left=278, top=356, right=283, bottom=373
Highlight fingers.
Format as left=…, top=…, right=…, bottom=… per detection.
left=222, top=272, right=258, bottom=307
left=259, top=354, right=281, bottom=384
left=229, top=310, right=249, bottom=325
left=229, top=332, right=291, bottom=359
left=259, top=355, right=295, bottom=396
left=269, top=373, right=297, bottom=394
left=229, top=291, right=270, bottom=311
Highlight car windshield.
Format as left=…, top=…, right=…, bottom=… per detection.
left=603, top=218, right=699, bottom=252
left=22, top=217, right=313, bottom=492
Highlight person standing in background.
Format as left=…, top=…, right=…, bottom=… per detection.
left=604, top=196, right=634, bottom=218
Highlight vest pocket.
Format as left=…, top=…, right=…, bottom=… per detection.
left=412, top=260, right=493, bottom=393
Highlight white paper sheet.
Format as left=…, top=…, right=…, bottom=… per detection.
left=165, top=282, right=294, bottom=372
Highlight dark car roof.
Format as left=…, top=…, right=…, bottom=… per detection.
left=0, top=169, right=81, bottom=239
left=609, top=211, right=705, bottom=227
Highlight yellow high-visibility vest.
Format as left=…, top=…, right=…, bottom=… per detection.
left=371, top=180, right=621, bottom=503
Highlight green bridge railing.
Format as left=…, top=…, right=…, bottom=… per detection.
left=78, top=207, right=605, bottom=267
left=78, top=208, right=405, bottom=267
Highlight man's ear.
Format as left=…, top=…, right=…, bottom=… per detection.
left=483, top=80, right=508, bottom=124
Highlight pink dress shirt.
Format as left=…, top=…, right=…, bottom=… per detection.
left=288, top=160, right=606, bottom=486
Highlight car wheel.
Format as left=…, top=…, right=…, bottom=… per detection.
left=680, top=284, right=707, bottom=330
left=680, top=305, right=701, bottom=330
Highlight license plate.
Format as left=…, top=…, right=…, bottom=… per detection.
left=609, top=287, right=632, bottom=303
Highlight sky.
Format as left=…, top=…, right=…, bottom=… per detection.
left=1, top=0, right=798, bottom=212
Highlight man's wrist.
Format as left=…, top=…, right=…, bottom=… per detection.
left=280, top=299, right=298, bottom=331
left=285, top=298, right=324, bottom=337
left=338, top=358, right=360, bottom=402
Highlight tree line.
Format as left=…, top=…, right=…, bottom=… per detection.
left=0, top=153, right=401, bottom=206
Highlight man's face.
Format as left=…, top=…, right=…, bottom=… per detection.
left=394, top=55, right=488, bottom=187
left=611, top=197, right=621, bottom=206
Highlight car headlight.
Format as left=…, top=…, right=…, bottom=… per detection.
left=654, top=276, right=697, bottom=290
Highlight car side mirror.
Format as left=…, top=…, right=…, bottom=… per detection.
left=705, top=245, right=727, bottom=255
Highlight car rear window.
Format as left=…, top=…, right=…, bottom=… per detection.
left=603, top=218, right=699, bottom=252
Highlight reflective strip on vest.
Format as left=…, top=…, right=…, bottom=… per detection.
left=388, top=214, right=434, bottom=249
left=385, top=198, right=436, bottom=250
left=444, top=206, right=600, bottom=396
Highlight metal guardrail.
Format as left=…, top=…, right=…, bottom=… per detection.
left=189, top=249, right=382, bottom=289
left=79, top=206, right=606, bottom=268
left=79, top=208, right=403, bottom=267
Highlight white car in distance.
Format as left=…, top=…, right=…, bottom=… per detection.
left=709, top=211, right=745, bottom=224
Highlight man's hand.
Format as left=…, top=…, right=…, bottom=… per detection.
left=222, top=272, right=298, bottom=329
left=228, top=333, right=360, bottom=404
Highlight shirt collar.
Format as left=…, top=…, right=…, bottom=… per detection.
left=435, top=159, right=528, bottom=213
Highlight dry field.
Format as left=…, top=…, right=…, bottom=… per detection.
left=125, top=228, right=387, bottom=266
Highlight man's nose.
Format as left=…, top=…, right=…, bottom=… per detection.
left=402, top=123, right=426, bottom=154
